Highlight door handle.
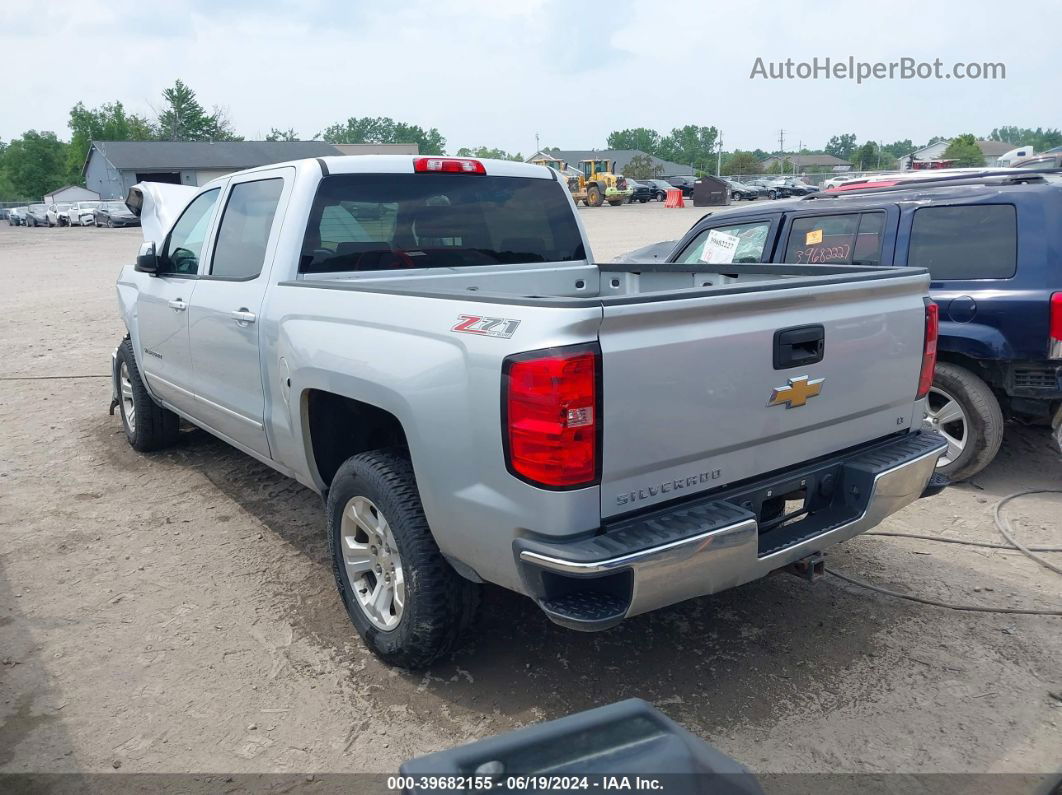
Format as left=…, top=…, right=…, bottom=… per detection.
left=231, top=308, right=257, bottom=325
left=168, top=298, right=187, bottom=311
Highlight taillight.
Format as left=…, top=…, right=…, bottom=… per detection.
left=413, top=157, right=485, bottom=174
left=917, top=299, right=939, bottom=399
left=503, top=345, right=600, bottom=489
left=1049, top=292, right=1062, bottom=359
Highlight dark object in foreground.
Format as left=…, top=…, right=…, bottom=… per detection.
left=400, top=698, right=764, bottom=794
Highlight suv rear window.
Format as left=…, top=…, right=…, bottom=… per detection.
left=300, top=174, right=585, bottom=273
left=908, top=204, right=1017, bottom=280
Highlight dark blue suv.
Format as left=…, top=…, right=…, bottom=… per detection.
left=646, top=171, right=1062, bottom=480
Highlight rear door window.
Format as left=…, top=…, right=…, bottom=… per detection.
left=783, top=212, right=886, bottom=265
left=907, top=204, right=1017, bottom=280
left=300, top=173, right=584, bottom=273
left=210, top=178, right=284, bottom=280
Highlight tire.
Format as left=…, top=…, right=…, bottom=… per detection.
left=586, top=185, right=603, bottom=207
left=925, top=362, right=1004, bottom=481
left=327, top=451, right=480, bottom=668
left=107, top=218, right=114, bottom=228
left=767, top=190, right=777, bottom=200
left=115, top=338, right=180, bottom=452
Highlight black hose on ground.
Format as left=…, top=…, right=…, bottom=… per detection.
left=827, top=489, right=1062, bottom=616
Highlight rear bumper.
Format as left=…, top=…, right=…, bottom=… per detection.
left=516, top=430, right=947, bottom=630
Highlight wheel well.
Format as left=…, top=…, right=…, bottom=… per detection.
left=306, top=390, right=408, bottom=488
left=936, top=351, right=1000, bottom=385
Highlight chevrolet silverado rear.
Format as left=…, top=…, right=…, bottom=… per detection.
left=115, top=156, right=946, bottom=666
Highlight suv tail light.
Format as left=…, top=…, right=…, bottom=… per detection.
left=503, top=345, right=600, bottom=489
left=413, top=157, right=486, bottom=174
left=917, top=299, right=939, bottom=399
left=1050, top=292, right=1062, bottom=359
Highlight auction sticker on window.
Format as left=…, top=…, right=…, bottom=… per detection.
left=805, top=228, right=823, bottom=245
left=700, top=229, right=740, bottom=264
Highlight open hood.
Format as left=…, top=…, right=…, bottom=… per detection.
left=125, top=182, right=198, bottom=243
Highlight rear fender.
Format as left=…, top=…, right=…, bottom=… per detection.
left=938, top=322, right=1013, bottom=360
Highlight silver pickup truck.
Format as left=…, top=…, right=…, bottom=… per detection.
left=113, top=156, right=946, bottom=668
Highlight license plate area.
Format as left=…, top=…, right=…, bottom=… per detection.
left=721, top=463, right=863, bottom=556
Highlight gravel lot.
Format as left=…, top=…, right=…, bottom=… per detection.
left=1, top=207, right=1059, bottom=779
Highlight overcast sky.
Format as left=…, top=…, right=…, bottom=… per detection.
left=1, top=0, right=1057, bottom=154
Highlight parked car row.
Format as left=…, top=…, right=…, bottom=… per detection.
left=5, top=201, right=139, bottom=227
left=622, top=179, right=670, bottom=202
left=613, top=175, right=822, bottom=204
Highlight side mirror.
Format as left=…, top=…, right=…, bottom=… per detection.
left=135, top=241, right=159, bottom=274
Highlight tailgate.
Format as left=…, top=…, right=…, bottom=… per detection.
left=598, top=273, right=929, bottom=518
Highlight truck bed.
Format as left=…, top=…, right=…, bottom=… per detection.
left=288, top=261, right=925, bottom=306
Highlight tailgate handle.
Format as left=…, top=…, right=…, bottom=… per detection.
left=774, top=325, right=824, bottom=370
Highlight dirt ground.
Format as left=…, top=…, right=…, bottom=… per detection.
left=1, top=208, right=1059, bottom=778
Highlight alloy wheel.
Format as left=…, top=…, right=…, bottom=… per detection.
left=340, top=496, right=405, bottom=630
left=119, top=362, right=136, bottom=434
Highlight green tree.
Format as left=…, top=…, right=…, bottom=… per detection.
left=824, top=133, right=857, bottom=161
left=987, top=126, right=1062, bottom=152
left=155, top=79, right=240, bottom=141
left=622, top=153, right=662, bottom=180
left=942, top=133, right=986, bottom=167
left=265, top=127, right=299, bottom=141
left=66, top=100, right=154, bottom=177
left=882, top=139, right=914, bottom=159
left=657, top=125, right=718, bottom=171
left=853, top=142, right=878, bottom=170
left=320, top=116, right=446, bottom=155
left=455, top=146, right=522, bottom=161
left=1, top=131, right=69, bottom=199
left=606, top=127, right=662, bottom=154
left=721, top=150, right=762, bottom=176
left=0, top=140, right=16, bottom=199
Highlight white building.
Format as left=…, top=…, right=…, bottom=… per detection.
left=43, top=185, right=100, bottom=204
left=898, top=139, right=1016, bottom=170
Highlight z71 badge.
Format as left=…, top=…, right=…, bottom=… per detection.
left=451, top=315, right=521, bottom=339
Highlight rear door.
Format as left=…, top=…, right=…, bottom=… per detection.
left=187, top=168, right=291, bottom=457
left=598, top=207, right=926, bottom=518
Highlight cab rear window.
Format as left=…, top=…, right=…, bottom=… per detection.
left=907, top=204, right=1017, bottom=280
left=300, top=173, right=585, bottom=273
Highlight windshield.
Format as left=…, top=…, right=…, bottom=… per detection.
left=102, top=201, right=127, bottom=211
left=78, top=201, right=101, bottom=209
left=55, top=203, right=72, bottom=211
left=301, top=173, right=585, bottom=273
left=30, top=204, right=45, bottom=211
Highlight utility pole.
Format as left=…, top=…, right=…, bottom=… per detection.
left=778, top=129, right=786, bottom=173
left=535, top=132, right=540, bottom=153
left=717, top=130, right=723, bottom=176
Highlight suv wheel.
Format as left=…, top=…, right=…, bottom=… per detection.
left=327, top=450, right=479, bottom=668
left=924, top=362, right=1004, bottom=480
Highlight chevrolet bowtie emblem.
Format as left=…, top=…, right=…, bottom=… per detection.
left=768, top=375, right=824, bottom=409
